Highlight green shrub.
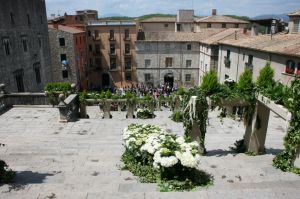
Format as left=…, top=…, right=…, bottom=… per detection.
left=256, top=62, right=274, bottom=90
left=237, top=69, right=254, bottom=94
left=0, top=160, right=16, bottom=184
left=170, top=111, right=183, bottom=123
left=44, top=82, right=71, bottom=92
left=200, top=71, right=219, bottom=95
left=177, top=87, right=186, bottom=95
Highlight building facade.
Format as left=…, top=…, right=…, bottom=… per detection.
left=0, top=0, right=52, bottom=92
left=288, top=10, right=300, bottom=33
left=217, top=33, right=300, bottom=85
left=86, top=20, right=137, bottom=89
left=48, top=25, right=87, bottom=90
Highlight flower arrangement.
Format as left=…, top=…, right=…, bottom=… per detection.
left=122, top=124, right=212, bottom=191
left=136, top=108, right=155, bottom=119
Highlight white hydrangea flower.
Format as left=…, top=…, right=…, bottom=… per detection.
left=154, top=149, right=178, bottom=168
left=175, top=151, right=198, bottom=168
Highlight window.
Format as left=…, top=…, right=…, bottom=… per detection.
left=62, top=70, right=68, bottom=79
left=207, top=23, right=211, bottom=28
left=110, top=44, right=115, bottom=54
left=186, top=60, right=192, bottom=67
left=89, top=58, right=93, bottom=67
left=34, top=67, right=41, bottom=84
left=2, top=37, right=11, bottom=55
left=95, top=44, right=100, bottom=55
left=164, top=24, right=169, bottom=28
left=95, top=58, right=101, bottom=67
left=165, top=57, right=173, bottom=67
left=125, top=43, right=130, bottom=54
left=88, top=30, right=91, bottom=37
left=297, top=63, right=300, bottom=74
left=145, top=73, right=151, bottom=82
left=60, top=54, right=67, bottom=61
left=187, top=44, right=192, bottom=50
left=59, top=38, right=65, bottom=46
left=14, top=70, right=25, bottom=92
left=21, top=36, right=28, bottom=52
left=177, top=24, right=181, bottom=31
left=185, top=74, right=191, bottom=82
left=125, top=72, right=132, bottom=81
left=145, top=59, right=151, bottom=67
left=109, top=30, right=114, bottom=39
left=248, top=55, right=253, bottom=64
left=110, top=57, right=116, bottom=69
left=94, top=30, right=99, bottom=38
left=40, top=15, right=43, bottom=24
left=10, top=12, right=15, bottom=24
left=226, top=50, right=231, bottom=59
left=125, top=29, right=129, bottom=39
left=293, top=20, right=299, bottom=33
left=125, top=58, right=131, bottom=70
left=235, top=23, right=239, bottom=28
left=89, top=45, right=92, bottom=52
left=285, top=60, right=296, bottom=74
left=222, top=23, right=226, bottom=28
left=225, top=74, right=229, bottom=79
left=27, top=14, right=31, bottom=25
left=145, top=43, right=150, bottom=51
left=75, top=37, right=78, bottom=45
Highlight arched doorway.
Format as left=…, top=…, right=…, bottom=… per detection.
left=164, top=73, right=174, bottom=88
left=102, top=73, right=110, bottom=88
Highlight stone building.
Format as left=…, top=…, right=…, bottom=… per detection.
left=288, top=9, right=300, bottom=33
left=86, top=20, right=137, bottom=89
left=136, top=30, right=223, bottom=87
left=199, top=28, right=249, bottom=83
left=217, top=30, right=300, bottom=85
left=48, top=24, right=87, bottom=90
left=194, top=9, right=249, bottom=31
left=0, top=0, right=52, bottom=92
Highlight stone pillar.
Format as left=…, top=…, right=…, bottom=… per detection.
left=58, top=94, right=68, bottom=123
left=293, top=145, right=300, bottom=168
left=117, top=102, right=122, bottom=111
left=71, top=83, right=77, bottom=94
left=156, top=100, right=162, bottom=111
left=174, top=96, right=181, bottom=112
left=191, top=122, right=205, bottom=155
left=102, top=100, right=111, bottom=119
left=80, top=103, right=87, bottom=118
left=126, top=100, right=135, bottom=119
left=244, top=101, right=270, bottom=154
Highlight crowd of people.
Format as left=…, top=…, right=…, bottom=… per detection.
left=113, top=82, right=177, bottom=99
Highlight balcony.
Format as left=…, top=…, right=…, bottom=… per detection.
left=224, top=56, right=231, bottom=68
left=124, top=50, right=131, bottom=56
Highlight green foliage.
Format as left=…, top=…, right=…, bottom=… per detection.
left=229, top=139, right=246, bottom=153
left=137, top=109, right=155, bottom=119
left=200, top=71, right=220, bottom=95
left=0, top=160, right=16, bottom=184
left=105, top=90, right=112, bottom=99
left=256, top=62, right=274, bottom=90
left=273, top=79, right=300, bottom=175
left=79, top=91, right=88, bottom=103
left=170, top=111, right=183, bottom=123
left=237, top=69, right=254, bottom=95
left=44, top=82, right=71, bottom=93
left=138, top=13, right=176, bottom=21
left=100, top=16, right=135, bottom=20
left=177, top=86, right=186, bottom=95
left=44, top=82, right=72, bottom=106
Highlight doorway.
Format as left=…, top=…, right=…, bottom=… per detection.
left=164, top=73, right=174, bottom=88
left=102, top=73, right=110, bottom=89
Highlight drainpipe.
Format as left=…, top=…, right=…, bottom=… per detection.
left=236, top=47, right=240, bottom=81
left=218, top=45, right=222, bottom=82
left=119, top=24, right=123, bottom=87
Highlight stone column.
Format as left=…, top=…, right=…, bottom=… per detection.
left=173, top=96, right=181, bottom=112
left=102, top=100, right=112, bottom=119
left=244, top=101, right=270, bottom=154
left=293, top=145, right=300, bottom=168
left=80, top=103, right=87, bottom=118
left=191, top=122, right=205, bottom=155
left=58, top=94, right=68, bottom=123
left=126, top=100, right=135, bottom=119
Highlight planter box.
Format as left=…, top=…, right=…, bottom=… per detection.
left=207, top=97, right=250, bottom=107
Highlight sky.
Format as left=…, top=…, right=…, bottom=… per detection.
left=45, top=0, right=300, bottom=18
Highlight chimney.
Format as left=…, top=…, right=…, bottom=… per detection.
left=212, top=9, right=217, bottom=16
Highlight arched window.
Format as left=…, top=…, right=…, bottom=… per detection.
left=285, top=60, right=295, bottom=74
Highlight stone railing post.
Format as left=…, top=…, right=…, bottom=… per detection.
left=293, top=145, right=300, bottom=168
left=148, top=101, right=155, bottom=113
left=156, top=100, right=162, bottom=111
left=80, top=102, right=87, bottom=118
left=71, top=83, right=77, bottom=94
left=58, top=94, right=68, bottom=123
left=102, top=100, right=112, bottom=119
left=126, top=99, right=136, bottom=119
left=174, top=96, right=181, bottom=112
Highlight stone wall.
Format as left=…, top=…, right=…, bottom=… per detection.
left=0, top=0, right=52, bottom=92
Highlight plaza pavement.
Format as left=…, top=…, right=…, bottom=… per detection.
left=0, top=106, right=299, bottom=198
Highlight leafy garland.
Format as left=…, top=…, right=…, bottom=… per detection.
left=44, top=82, right=72, bottom=106
left=273, top=79, right=300, bottom=175
left=137, top=108, right=155, bottom=119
